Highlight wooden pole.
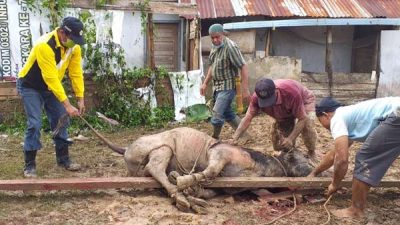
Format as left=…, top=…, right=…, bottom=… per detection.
left=191, top=17, right=200, bottom=70
left=265, top=28, right=271, bottom=56
left=147, top=13, right=155, bottom=69
left=373, top=32, right=380, bottom=97
left=325, top=26, right=333, bottom=97
left=1, top=177, right=400, bottom=191
left=185, top=19, right=190, bottom=71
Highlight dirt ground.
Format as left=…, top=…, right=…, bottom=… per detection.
left=1, top=115, right=400, bottom=225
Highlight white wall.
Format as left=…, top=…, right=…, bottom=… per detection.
left=378, top=30, right=400, bottom=97
left=119, top=11, right=145, bottom=68
left=0, top=2, right=185, bottom=78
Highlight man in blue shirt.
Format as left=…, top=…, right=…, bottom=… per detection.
left=309, top=97, right=400, bottom=218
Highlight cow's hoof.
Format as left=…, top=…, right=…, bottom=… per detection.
left=173, top=192, right=190, bottom=212
left=192, top=204, right=208, bottom=214
left=177, top=175, right=195, bottom=190
left=187, top=196, right=208, bottom=214
left=168, top=171, right=181, bottom=185
left=176, top=202, right=191, bottom=213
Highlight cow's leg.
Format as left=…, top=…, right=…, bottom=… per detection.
left=169, top=171, right=218, bottom=199
left=177, top=147, right=229, bottom=190
left=144, top=147, right=191, bottom=211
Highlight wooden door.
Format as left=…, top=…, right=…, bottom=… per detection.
left=154, top=23, right=179, bottom=72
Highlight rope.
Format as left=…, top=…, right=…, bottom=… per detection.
left=271, top=155, right=288, bottom=177
left=262, top=155, right=299, bottom=224
left=265, top=193, right=297, bottom=225
left=322, top=194, right=333, bottom=225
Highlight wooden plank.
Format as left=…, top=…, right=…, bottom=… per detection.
left=68, top=0, right=198, bottom=15
left=0, top=81, right=17, bottom=88
left=301, top=82, right=376, bottom=91
left=0, top=96, right=20, bottom=100
left=0, top=87, right=18, bottom=96
left=301, top=73, right=374, bottom=84
left=1, top=177, right=400, bottom=191
left=309, top=88, right=374, bottom=97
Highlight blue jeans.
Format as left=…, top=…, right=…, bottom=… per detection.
left=211, top=89, right=236, bottom=127
left=17, top=79, right=70, bottom=152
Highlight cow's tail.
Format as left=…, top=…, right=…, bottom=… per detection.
left=92, top=126, right=127, bottom=155
left=79, top=115, right=126, bottom=155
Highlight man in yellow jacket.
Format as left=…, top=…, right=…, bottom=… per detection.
left=17, top=17, right=86, bottom=177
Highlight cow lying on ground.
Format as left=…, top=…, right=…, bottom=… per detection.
left=93, top=127, right=313, bottom=213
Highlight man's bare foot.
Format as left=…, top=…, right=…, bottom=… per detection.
left=332, top=207, right=364, bottom=218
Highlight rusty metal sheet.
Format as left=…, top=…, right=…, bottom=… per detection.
left=215, top=0, right=235, bottom=18
left=194, top=0, right=400, bottom=19
left=297, top=0, right=328, bottom=17
left=197, top=0, right=216, bottom=18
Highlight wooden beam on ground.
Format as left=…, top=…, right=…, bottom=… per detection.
left=68, top=0, right=198, bottom=15
left=1, top=177, right=400, bottom=191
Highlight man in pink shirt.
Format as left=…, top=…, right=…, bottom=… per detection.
left=233, top=78, right=317, bottom=156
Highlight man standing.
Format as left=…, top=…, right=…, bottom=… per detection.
left=200, top=23, right=250, bottom=139
left=234, top=78, right=317, bottom=156
left=310, top=97, right=400, bottom=218
left=17, top=17, right=86, bottom=177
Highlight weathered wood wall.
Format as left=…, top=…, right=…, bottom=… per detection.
left=0, top=82, right=23, bottom=121
left=301, top=72, right=376, bottom=105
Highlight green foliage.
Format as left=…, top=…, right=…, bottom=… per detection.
left=68, top=111, right=116, bottom=133
left=92, top=69, right=174, bottom=128
left=184, top=104, right=211, bottom=123
left=95, top=0, right=117, bottom=8
left=25, top=0, right=69, bottom=29
left=1, top=6, right=175, bottom=132
left=132, top=0, right=151, bottom=34
left=0, top=112, right=49, bottom=135
left=77, top=10, right=175, bottom=129
left=147, top=106, right=175, bottom=128
left=0, top=112, right=26, bottom=134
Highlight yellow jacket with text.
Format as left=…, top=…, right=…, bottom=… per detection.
left=18, top=28, right=84, bottom=102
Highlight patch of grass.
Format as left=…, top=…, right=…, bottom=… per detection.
left=0, top=161, right=22, bottom=180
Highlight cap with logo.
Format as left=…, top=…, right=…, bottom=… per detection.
left=255, top=78, right=276, bottom=108
left=61, top=17, right=85, bottom=45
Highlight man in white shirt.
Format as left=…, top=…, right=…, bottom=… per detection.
left=309, top=97, right=400, bottom=218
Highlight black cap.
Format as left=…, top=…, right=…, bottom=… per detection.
left=315, top=97, right=343, bottom=117
left=61, top=17, right=85, bottom=45
left=255, top=78, right=276, bottom=107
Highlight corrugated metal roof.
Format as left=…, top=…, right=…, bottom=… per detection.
left=224, top=18, right=400, bottom=30
left=192, top=0, right=400, bottom=19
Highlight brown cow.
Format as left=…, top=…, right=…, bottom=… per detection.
left=94, top=127, right=312, bottom=213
